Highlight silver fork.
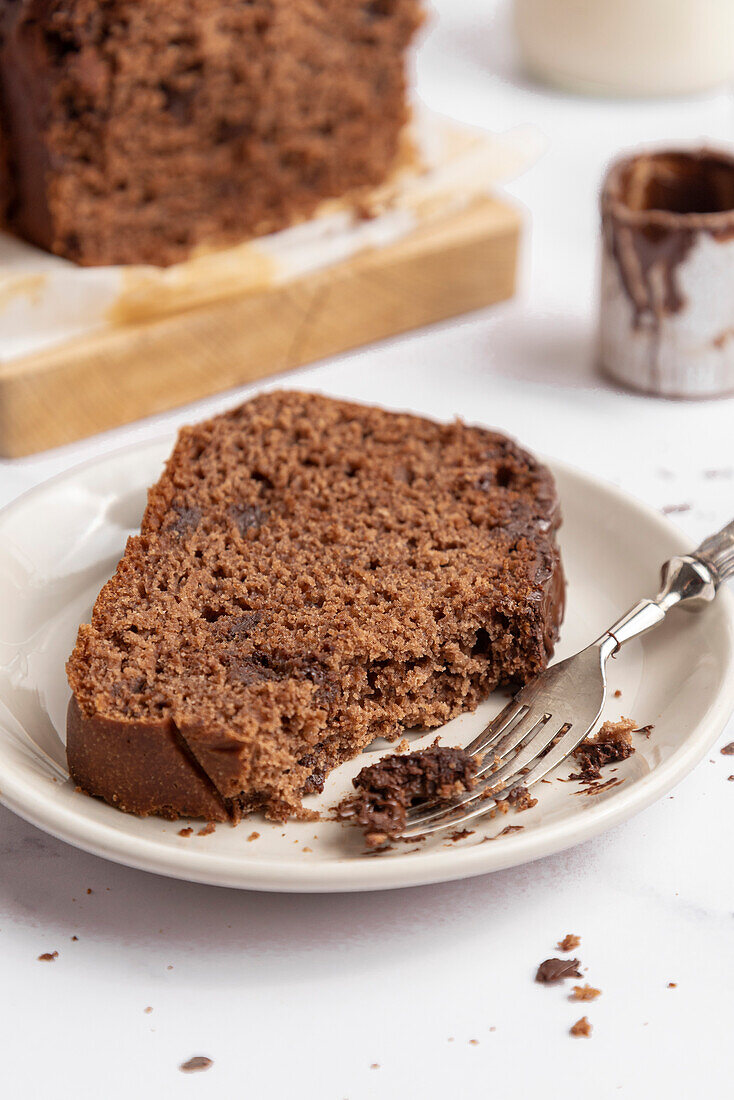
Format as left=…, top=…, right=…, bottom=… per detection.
left=397, top=519, right=734, bottom=840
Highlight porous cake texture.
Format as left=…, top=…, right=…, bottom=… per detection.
left=66, top=391, right=564, bottom=822
left=0, top=0, right=422, bottom=265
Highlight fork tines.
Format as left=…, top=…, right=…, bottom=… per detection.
left=399, top=699, right=581, bottom=839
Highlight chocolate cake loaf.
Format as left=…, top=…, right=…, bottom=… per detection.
left=0, top=0, right=422, bottom=266
left=66, top=391, right=564, bottom=822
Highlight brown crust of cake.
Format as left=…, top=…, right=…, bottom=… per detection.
left=66, top=695, right=232, bottom=822
left=66, top=391, right=565, bottom=822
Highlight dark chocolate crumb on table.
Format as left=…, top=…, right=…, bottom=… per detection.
left=535, top=958, right=582, bottom=984
left=179, top=1057, right=213, bottom=1073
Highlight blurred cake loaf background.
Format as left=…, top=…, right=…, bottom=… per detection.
left=0, top=1, right=539, bottom=456
left=0, top=0, right=423, bottom=266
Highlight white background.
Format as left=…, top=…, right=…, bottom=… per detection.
left=1, top=2, right=733, bottom=1096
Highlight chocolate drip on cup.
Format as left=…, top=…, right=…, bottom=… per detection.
left=599, top=150, right=734, bottom=397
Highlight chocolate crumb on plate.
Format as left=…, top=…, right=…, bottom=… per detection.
left=558, top=933, right=581, bottom=952
left=482, top=824, right=524, bottom=842
left=37, top=951, right=58, bottom=962
left=197, top=822, right=216, bottom=836
left=334, top=744, right=477, bottom=844
left=570, top=718, right=638, bottom=782
left=506, top=785, right=538, bottom=812
left=178, top=827, right=193, bottom=837
left=668, top=982, right=677, bottom=989
left=720, top=743, right=734, bottom=756
left=448, top=828, right=475, bottom=842
left=180, top=1057, right=213, bottom=1073
left=535, top=958, right=582, bottom=984
left=144, top=1007, right=153, bottom=1014
left=71, top=936, right=78, bottom=942
left=571, top=985, right=601, bottom=1002
left=570, top=1017, right=592, bottom=1038
left=246, top=831, right=260, bottom=841
left=370, top=1063, right=380, bottom=1070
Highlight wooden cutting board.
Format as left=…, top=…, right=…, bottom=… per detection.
left=0, top=195, right=520, bottom=457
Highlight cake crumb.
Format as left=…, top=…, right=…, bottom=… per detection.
left=178, top=827, right=193, bottom=837
left=370, top=1063, right=380, bottom=1070
left=180, top=1057, right=213, bottom=1073
left=667, top=982, right=677, bottom=989
left=720, top=743, right=734, bottom=756
left=662, top=503, right=691, bottom=515
left=302, top=846, right=313, bottom=853
left=558, top=933, right=581, bottom=952
left=506, top=785, right=538, bottom=812
left=469, top=1039, right=479, bottom=1046
left=144, top=1006, right=153, bottom=1014
left=570, top=1017, right=592, bottom=1038
left=37, top=951, right=58, bottom=962
left=335, top=745, right=477, bottom=842
left=613, top=689, right=622, bottom=697
left=247, top=831, right=260, bottom=842
left=536, top=958, right=582, bottom=984
left=71, top=936, right=78, bottom=942
left=571, top=984, right=601, bottom=1001
left=86, top=888, right=93, bottom=894
left=197, top=822, right=216, bottom=836
left=571, top=718, right=637, bottom=782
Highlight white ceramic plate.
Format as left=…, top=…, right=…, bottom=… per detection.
left=1, top=438, right=733, bottom=892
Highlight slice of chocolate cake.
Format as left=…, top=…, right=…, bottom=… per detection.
left=66, top=391, right=564, bottom=822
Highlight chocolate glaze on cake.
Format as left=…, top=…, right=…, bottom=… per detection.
left=0, top=0, right=422, bottom=266
left=66, top=391, right=565, bottom=822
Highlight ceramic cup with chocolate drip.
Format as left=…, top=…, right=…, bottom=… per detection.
left=599, top=150, right=734, bottom=398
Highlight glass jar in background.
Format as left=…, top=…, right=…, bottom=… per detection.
left=514, top=0, right=734, bottom=97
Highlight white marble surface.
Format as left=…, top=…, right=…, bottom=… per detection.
left=1, top=2, right=733, bottom=1096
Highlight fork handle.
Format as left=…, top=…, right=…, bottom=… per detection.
left=598, top=517, right=734, bottom=650
left=693, top=519, right=734, bottom=586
